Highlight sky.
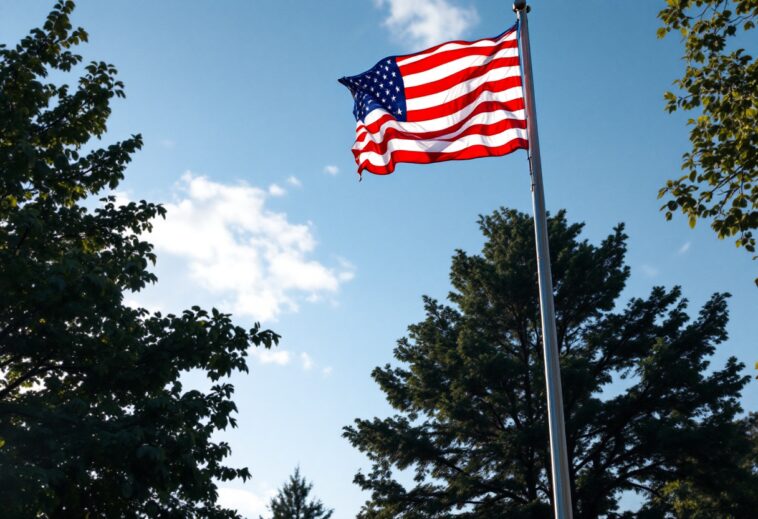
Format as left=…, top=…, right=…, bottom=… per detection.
left=1, top=1, right=756, bottom=517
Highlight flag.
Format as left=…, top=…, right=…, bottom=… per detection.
left=338, top=23, right=527, bottom=176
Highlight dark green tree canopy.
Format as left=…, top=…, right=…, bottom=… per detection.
left=345, top=209, right=756, bottom=518
left=267, top=467, right=334, bottom=519
left=657, top=0, right=757, bottom=262
left=0, top=2, right=278, bottom=516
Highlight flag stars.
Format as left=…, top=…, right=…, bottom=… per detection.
left=342, top=57, right=406, bottom=123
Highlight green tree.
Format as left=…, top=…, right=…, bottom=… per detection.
left=0, top=2, right=279, bottom=517
left=345, top=209, right=757, bottom=518
left=637, top=412, right=758, bottom=518
left=656, top=0, right=757, bottom=262
left=266, top=467, right=334, bottom=519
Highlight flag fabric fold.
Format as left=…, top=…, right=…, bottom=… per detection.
left=338, top=23, right=527, bottom=176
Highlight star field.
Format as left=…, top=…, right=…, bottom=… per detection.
left=339, top=57, right=407, bottom=123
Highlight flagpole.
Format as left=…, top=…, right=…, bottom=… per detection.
left=513, top=2, right=573, bottom=518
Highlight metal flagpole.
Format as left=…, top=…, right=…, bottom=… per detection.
left=513, top=2, right=573, bottom=518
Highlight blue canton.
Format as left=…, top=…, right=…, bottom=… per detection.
left=338, top=57, right=407, bottom=123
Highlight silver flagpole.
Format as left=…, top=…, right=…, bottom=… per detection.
left=513, top=2, right=573, bottom=518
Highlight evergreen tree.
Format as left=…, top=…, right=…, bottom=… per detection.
left=266, top=467, right=333, bottom=519
left=345, top=209, right=756, bottom=518
left=0, top=2, right=278, bottom=516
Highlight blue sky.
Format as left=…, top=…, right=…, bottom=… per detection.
left=2, top=1, right=756, bottom=516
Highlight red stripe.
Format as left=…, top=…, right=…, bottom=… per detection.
left=355, top=113, right=394, bottom=142
left=354, top=139, right=528, bottom=175
left=404, top=56, right=520, bottom=99
left=357, top=98, right=526, bottom=140
left=395, top=27, right=517, bottom=65
left=406, top=76, right=523, bottom=122
left=399, top=38, right=518, bottom=77
left=356, top=117, right=527, bottom=157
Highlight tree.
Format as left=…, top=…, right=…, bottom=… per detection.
left=656, top=0, right=757, bottom=263
left=266, top=467, right=334, bottom=519
left=637, top=411, right=758, bottom=518
left=0, top=2, right=279, bottom=516
left=344, top=208, right=757, bottom=518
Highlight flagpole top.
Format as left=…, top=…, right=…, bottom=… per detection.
left=513, top=1, right=530, bottom=13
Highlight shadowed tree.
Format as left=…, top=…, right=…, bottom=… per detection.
left=265, top=467, right=334, bottom=519
left=0, top=2, right=278, bottom=516
left=345, top=208, right=756, bottom=518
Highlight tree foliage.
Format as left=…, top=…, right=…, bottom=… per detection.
left=266, top=467, right=334, bottom=519
left=0, top=2, right=279, bottom=516
left=345, top=209, right=756, bottom=518
left=657, top=0, right=758, bottom=261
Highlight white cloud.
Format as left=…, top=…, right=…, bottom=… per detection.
left=678, top=241, right=691, bottom=254
left=101, top=190, right=131, bottom=208
left=300, top=352, right=314, bottom=371
left=251, top=348, right=327, bottom=374
left=252, top=348, right=292, bottom=366
left=160, top=138, right=176, bottom=150
left=124, top=298, right=162, bottom=315
left=149, top=172, right=353, bottom=321
left=323, top=165, right=339, bottom=176
left=640, top=264, right=659, bottom=278
left=114, top=191, right=131, bottom=207
left=268, top=183, right=286, bottom=197
left=286, top=176, right=302, bottom=187
left=218, top=486, right=275, bottom=518
left=375, top=0, right=479, bottom=48
left=336, top=257, right=356, bottom=282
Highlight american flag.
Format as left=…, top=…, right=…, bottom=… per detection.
left=338, top=23, right=527, bottom=175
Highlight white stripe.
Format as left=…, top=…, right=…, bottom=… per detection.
left=405, top=66, right=521, bottom=111
left=354, top=108, right=526, bottom=151
left=396, top=30, right=517, bottom=67
left=402, top=45, right=519, bottom=88
left=356, top=128, right=528, bottom=167
left=360, top=87, right=524, bottom=131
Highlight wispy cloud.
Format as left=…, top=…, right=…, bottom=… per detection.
left=286, top=176, right=302, bottom=187
left=323, top=165, right=339, bottom=176
left=268, top=183, right=286, bottom=197
left=374, top=0, right=479, bottom=48
left=218, top=485, right=275, bottom=518
left=336, top=257, right=356, bottom=282
left=250, top=348, right=328, bottom=376
left=252, top=349, right=293, bottom=366
left=678, top=241, right=691, bottom=254
left=300, top=352, right=314, bottom=371
left=149, top=172, right=354, bottom=321
left=640, top=264, right=659, bottom=278
left=159, top=138, right=176, bottom=150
